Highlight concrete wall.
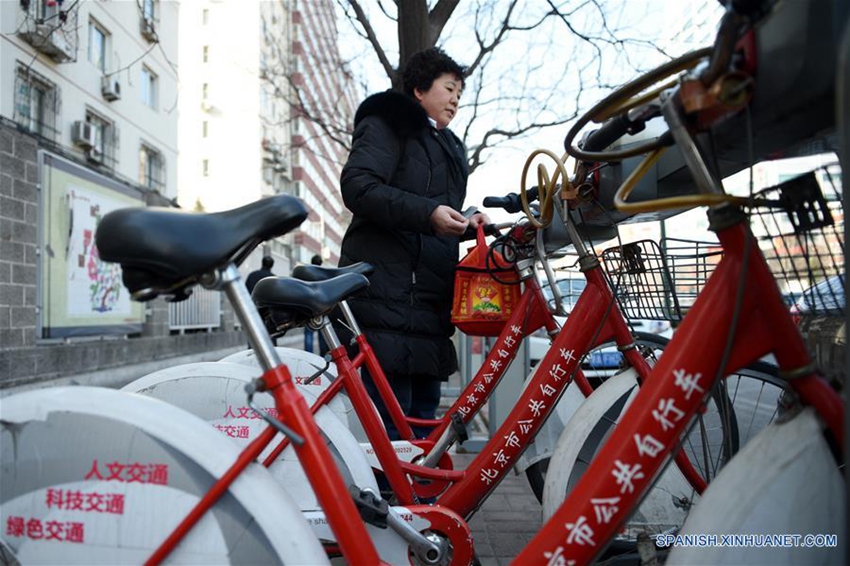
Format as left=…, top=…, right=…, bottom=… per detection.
left=0, top=123, right=244, bottom=389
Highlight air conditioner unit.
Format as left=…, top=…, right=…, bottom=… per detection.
left=140, top=17, right=157, bottom=42
left=263, top=139, right=283, bottom=158
left=101, top=76, right=121, bottom=101
left=25, top=24, right=75, bottom=62
left=87, top=147, right=104, bottom=165
left=71, top=121, right=96, bottom=149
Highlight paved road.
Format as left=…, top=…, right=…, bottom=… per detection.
left=452, top=451, right=543, bottom=565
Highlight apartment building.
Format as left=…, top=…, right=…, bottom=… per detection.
left=1, top=0, right=178, bottom=197
left=1, top=1, right=244, bottom=387
left=178, top=0, right=356, bottom=274
left=288, top=0, right=357, bottom=265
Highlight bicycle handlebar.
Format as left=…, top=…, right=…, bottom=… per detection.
left=580, top=114, right=638, bottom=154
left=459, top=223, right=502, bottom=241
left=483, top=186, right=539, bottom=214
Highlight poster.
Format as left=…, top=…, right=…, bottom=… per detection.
left=39, top=152, right=145, bottom=338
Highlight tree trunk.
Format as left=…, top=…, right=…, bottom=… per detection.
left=396, top=0, right=430, bottom=90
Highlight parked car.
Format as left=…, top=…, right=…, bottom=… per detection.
left=790, top=274, right=845, bottom=317
left=527, top=277, right=671, bottom=367
left=790, top=274, right=844, bottom=385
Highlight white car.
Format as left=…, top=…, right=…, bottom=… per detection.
left=527, top=277, right=671, bottom=368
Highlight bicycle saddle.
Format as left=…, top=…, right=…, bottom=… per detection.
left=291, top=262, right=375, bottom=282
left=96, top=196, right=307, bottom=300
left=252, top=273, right=369, bottom=320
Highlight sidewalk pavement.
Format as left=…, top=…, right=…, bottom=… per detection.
left=452, top=451, right=543, bottom=565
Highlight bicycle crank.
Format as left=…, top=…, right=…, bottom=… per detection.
left=405, top=505, right=474, bottom=566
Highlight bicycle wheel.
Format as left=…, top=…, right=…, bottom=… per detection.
left=667, top=407, right=844, bottom=565
left=526, top=332, right=784, bottom=503
left=220, top=346, right=370, bottom=441
left=541, top=336, right=786, bottom=560
left=122, top=361, right=379, bottom=511
left=524, top=332, right=674, bottom=502
left=0, top=387, right=327, bottom=564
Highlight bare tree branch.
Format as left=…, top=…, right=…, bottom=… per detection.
left=305, top=0, right=669, bottom=175
left=377, top=0, right=397, bottom=21
left=465, top=0, right=519, bottom=77
left=348, top=0, right=396, bottom=81
left=427, top=0, right=461, bottom=46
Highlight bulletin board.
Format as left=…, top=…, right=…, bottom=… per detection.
left=39, top=151, right=145, bottom=338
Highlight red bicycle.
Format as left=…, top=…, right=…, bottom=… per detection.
left=514, top=13, right=844, bottom=563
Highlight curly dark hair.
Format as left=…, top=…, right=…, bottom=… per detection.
left=401, top=47, right=466, bottom=97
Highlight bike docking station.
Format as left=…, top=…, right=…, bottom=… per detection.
left=0, top=0, right=845, bottom=563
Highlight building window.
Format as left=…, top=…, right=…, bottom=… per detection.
left=141, top=65, right=158, bottom=108
left=85, top=110, right=115, bottom=167
left=143, top=0, right=156, bottom=20
left=202, top=8, right=209, bottom=25
left=202, top=121, right=209, bottom=137
left=202, top=45, right=209, bottom=63
left=13, top=65, right=58, bottom=140
left=202, top=159, right=210, bottom=177
left=88, top=20, right=108, bottom=73
left=139, top=145, right=164, bottom=191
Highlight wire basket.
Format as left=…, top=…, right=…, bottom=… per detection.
left=601, top=238, right=724, bottom=321
left=748, top=163, right=844, bottom=316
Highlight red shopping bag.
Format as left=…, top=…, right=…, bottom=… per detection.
left=451, top=225, right=521, bottom=336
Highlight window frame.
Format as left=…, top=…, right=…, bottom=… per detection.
left=85, top=109, right=115, bottom=165
left=143, top=0, right=157, bottom=21
left=14, top=64, right=58, bottom=140
left=139, top=144, right=164, bottom=192
left=140, top=65, right=158, bottom=109
left=88, top=18, right=108, bottom=74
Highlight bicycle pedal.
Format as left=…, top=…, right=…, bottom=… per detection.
left=349, top=485, right=389, bottom=528
left=450, top=412, right=469, bottom=443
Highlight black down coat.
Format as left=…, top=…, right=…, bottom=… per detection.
left=339, top=90, right=469, bottom=381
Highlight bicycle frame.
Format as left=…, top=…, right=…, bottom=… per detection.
left=262, top=259, right=568, bottom=506
left=516, top=63, right=846, bottom=561
left=436, top=261, right=653, bottom=518
left=146, top=265, right=383, bottom=566
left=262, top=223, right=710, bottom=513
left=515, top=212, right=844, bottom=565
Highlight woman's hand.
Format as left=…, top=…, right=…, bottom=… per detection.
left=430, top=205, right=469, bottom=236
left=468, top=212, right=491, bottom=229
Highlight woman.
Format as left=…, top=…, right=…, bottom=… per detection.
left=339, top=47, right=488, bottom=439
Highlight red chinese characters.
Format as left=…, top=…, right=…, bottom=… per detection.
left=5, top=516, right=84, bottom=543
left=84, top=460, right=169, bottom=485
left=46, top=488, right=125, bottom=515
left=215, top=424, right=251, bottom=439
left=221, top=405, right=280, bottom=419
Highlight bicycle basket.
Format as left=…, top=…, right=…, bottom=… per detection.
left=601, top=238, right=724, bottom=322
left=748, top=163, right=844, bottom=316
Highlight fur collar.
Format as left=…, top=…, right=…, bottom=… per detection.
left=354, top=90, right=430, bottom=138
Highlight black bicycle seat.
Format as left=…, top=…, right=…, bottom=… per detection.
left=252, top=273, right=369, bottom=319
left=96, top=196, right=307, bottom=300
left=292, top=262, right=375, bottom=282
